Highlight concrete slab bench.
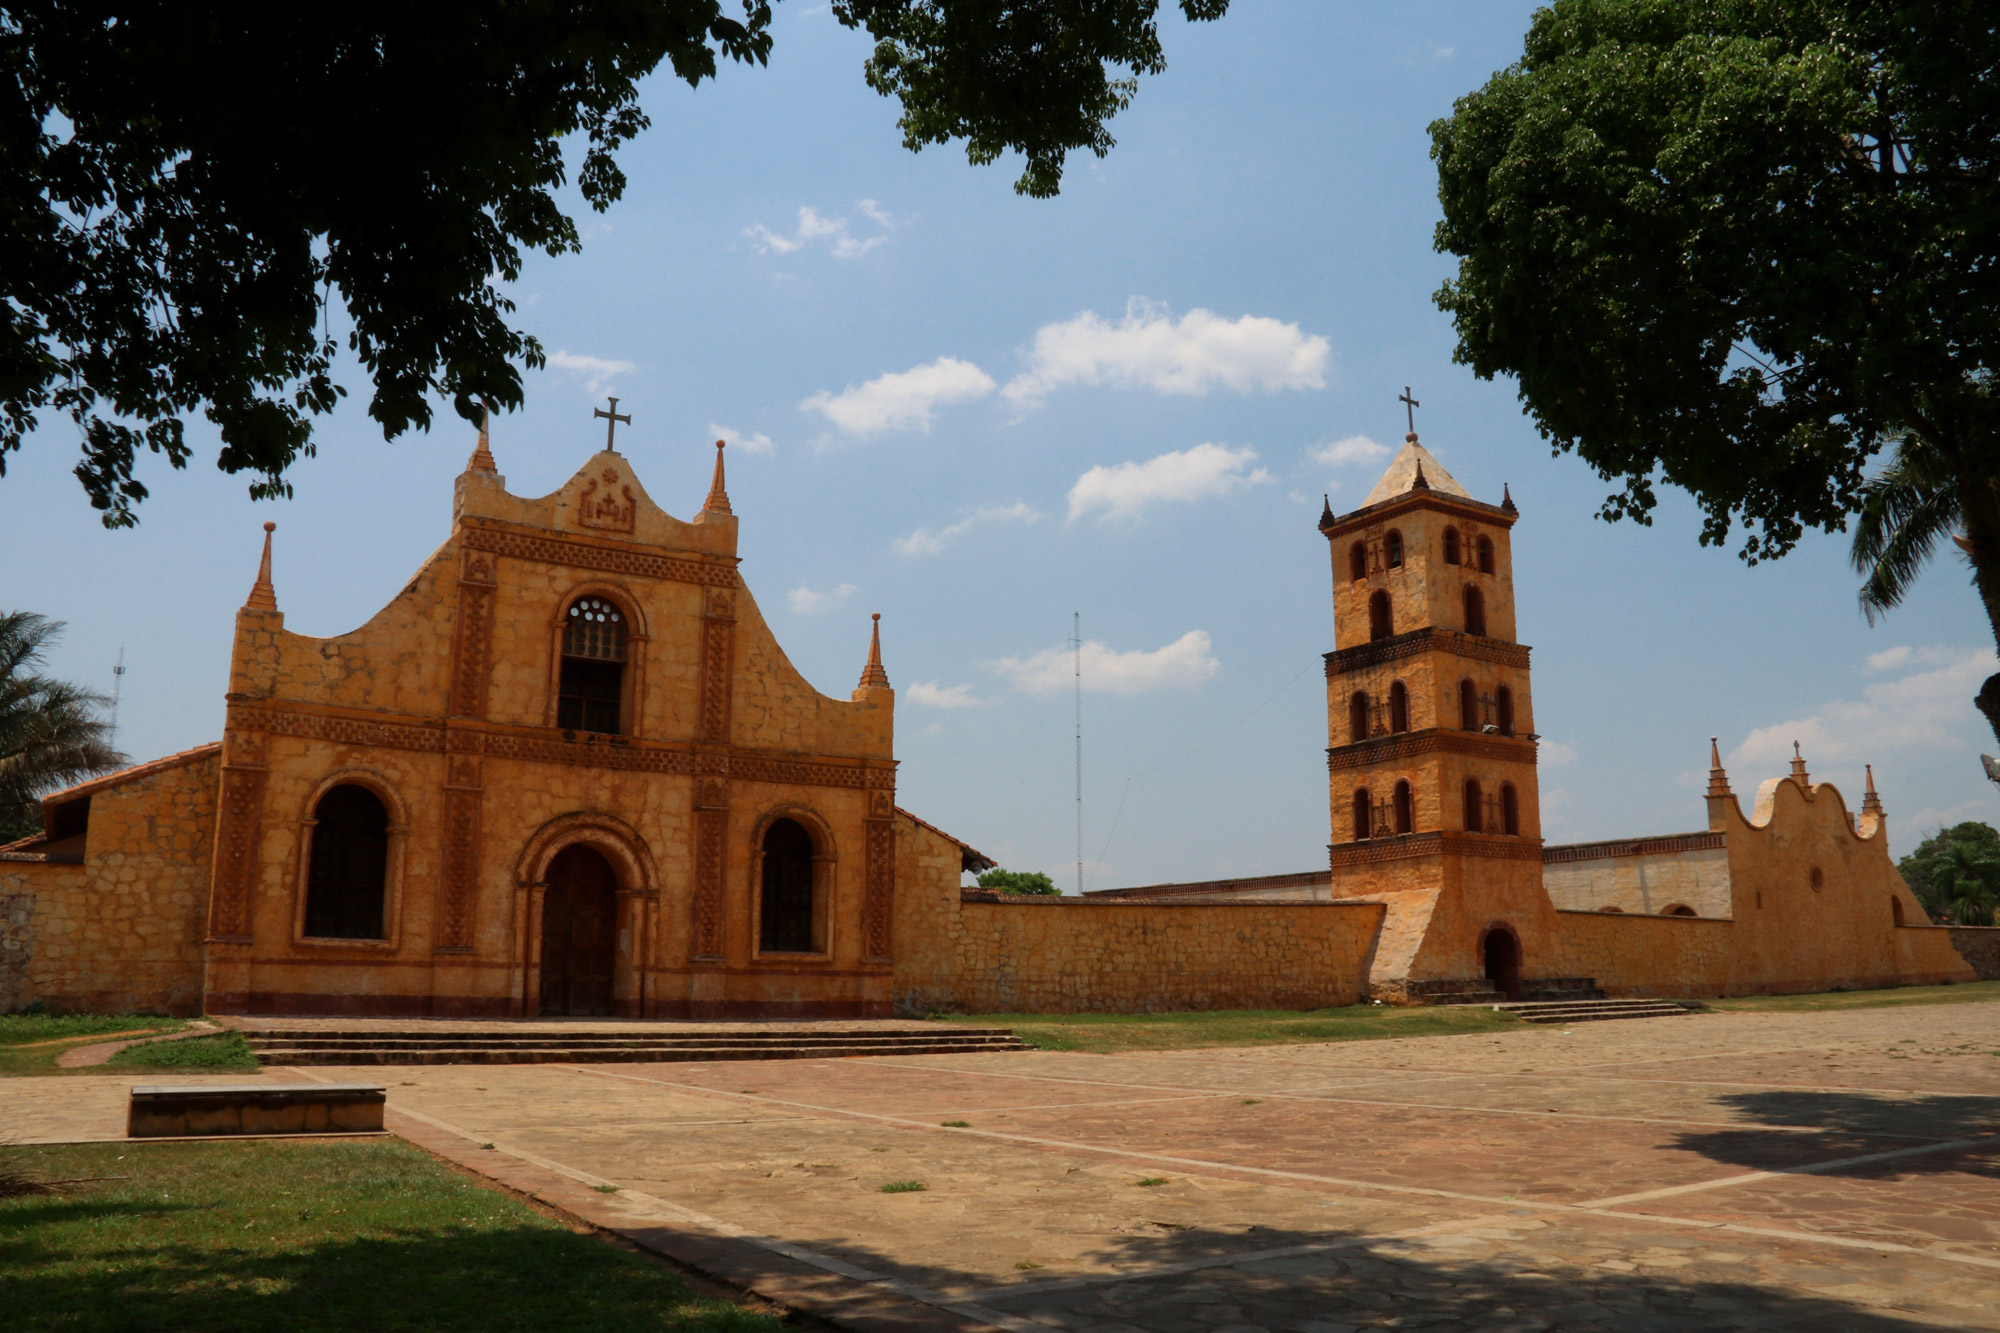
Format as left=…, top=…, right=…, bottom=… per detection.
left=128, top=1083, right=386, bottom=1138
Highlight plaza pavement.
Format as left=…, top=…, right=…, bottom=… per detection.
left=7, top=1003, right=1998, bottom=1332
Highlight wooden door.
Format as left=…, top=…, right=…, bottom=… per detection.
left=539, top=845, right=617, bottom=1016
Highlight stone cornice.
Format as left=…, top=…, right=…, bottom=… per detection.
left=459, top=517, right=741, bottom=589
left=1323, top=488, right=1516, bottom=540
left=225, top=702, right=895, bottom=791
left=1329, top=830, right=1544, bottom=868
left=1542, top=831, right=1725, bottom=864
left=1327, top=728, right=1539, bottom=771
left=1326, top=628, right=1531, bottom=675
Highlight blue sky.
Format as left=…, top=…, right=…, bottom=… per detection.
left=4, top=2, right=1994, bottom=882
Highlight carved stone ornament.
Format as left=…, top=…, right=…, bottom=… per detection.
left=576, top=469, right=638, bottom=533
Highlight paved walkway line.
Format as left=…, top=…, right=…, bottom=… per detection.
left=1578, top=1133, right=1998, bottom=1207
left=1579, top=1208, right=2000, bottom=1273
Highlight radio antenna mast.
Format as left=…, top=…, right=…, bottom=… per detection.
left=1071, top=611, right=1083, bottom=897
left=108, top=646, right=125, bottom=748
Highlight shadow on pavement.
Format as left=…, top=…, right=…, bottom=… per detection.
left=1669, top=1089, right=2000, bottom=1178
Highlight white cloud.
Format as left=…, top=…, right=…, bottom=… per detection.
left=893, top=500, right=1041, bottom=556
left=1003, top=298, right=1331, bottom=406
left=787, top=582, right=856, bottom=615
left=907, top=681, right=995, bottom=709
left=1538, top=740, right=1579, bottom=767
left=1067, top=443, right=1272, bottom=523
left=1308, top=435, right=1392, bottom=468
left=802, top=357, right=997, bottom=436
left=1730, top=645, right=1998, bottom=771
left=987, top=630, right=1221, bottom=697
left=547, top=350, right=637, bottom=396
left=708, top=423, right=774, bottom=455
left=745, top=201, right=894, bottom=260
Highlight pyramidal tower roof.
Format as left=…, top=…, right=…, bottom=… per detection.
left=1361, top=435, right=1472, bottom=507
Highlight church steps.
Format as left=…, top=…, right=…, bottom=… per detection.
left=242, top=1026, right=1030, bottom=1065
left=1489, top=999, right=1697, bottom=1023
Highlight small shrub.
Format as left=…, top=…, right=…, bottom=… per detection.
left=879, top=1180, right=926, bottom=1193
left=939, top=1120, right=970, bottom=1128
left=1134, top=1177, right=1168, bottom=1188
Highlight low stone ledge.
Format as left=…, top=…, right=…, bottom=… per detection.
left=128, top=1083, right=385, bottom=1138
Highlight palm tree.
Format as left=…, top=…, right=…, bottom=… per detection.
left=0, top=613, right=126, bottom=843
left=1851, top=432, right=1964, bottom=625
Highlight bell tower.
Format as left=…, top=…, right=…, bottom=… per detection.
left=1317, top=430, right=1555, bottom=1002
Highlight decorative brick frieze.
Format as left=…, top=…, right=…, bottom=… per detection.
left=1327, top=729, right=1539, bottom=771
left=1326, top=629, right=1531, bottom=676
left=460, top=519, right=739, bottom=589
left=448, top=550, right=498, bottom=719
left=1542, top=831, right=1725, bottom=864
left=1327, top=830, right=1543, bottom=869
left=207, top=733, right=269, bottom=942
left=692, top=778, right=728, bottom=962
left=862, top=815, right=896, bottom=963
left=436, top=754, right=483, bottom=953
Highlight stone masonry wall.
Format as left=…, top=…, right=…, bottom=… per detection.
left=1948, top=926, right=2000, bottom=980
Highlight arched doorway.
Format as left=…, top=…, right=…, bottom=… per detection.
left=540, top=844, right=618, bottom=1016
left=1482, top=926, right=1522, bottom=1001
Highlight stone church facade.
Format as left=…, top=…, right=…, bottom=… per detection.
left=2, top=423, right=1991, bottom=1017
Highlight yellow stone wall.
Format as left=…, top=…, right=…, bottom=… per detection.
left=1, top=749, right=220, bottom=1015
left=1542, top=840, right=1732, bottom=917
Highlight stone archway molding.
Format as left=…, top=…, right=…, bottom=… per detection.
left=511, top=811, right=660, bottom=1018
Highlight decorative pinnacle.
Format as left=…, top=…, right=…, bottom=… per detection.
left=1411, top=459, right=1430, bottom=491
left=857, top=612, right=891, bottom=690
left=1790, top=740, right=1811, bottom=788
left=1862, top=763, right=1885, bottom=817
left=245, top=521, right=279, bottom=612
left=1706, top=736, right=1731, bottom=797
left=1317, top=493, right=1335, bottom=532
left=702, top=439, right=732, bottom=515
left=468, top=403, right=497, bottom=472
left=1500, top=483, right=1517, bottom=516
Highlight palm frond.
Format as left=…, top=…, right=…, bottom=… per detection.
left=1852, top=434, right=1963, bottom=623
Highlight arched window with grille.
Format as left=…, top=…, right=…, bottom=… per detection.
left=1477, top=535, right=1496, bottom=574
left=1393, top=780, right=1412, bottom=834
left=1443, top=527, right=1461, bottom=565
left=1348, top=691, right=1370, bottom=743
left=1459, top=679, right=1478, bottom=731
left=1385, top=530, right=1403, bottom=569
left=1495, top=685, right=1515, bottom=737
left=759, top=818, right=818, bottom=952
left=304, top=784, right=389, bottom=939
left=1388, top=681, right=1409, bottom=733
left=1463, top=777, right=1484, bottom=833
left=1463, top=584, right=1486, bottom=636
left=1349, top=542, right=1367, bottom=582
left=1369, top=590, right=1392, bottom=641
left=558, top=596, right=628, bottom=734
left=1352, top=788, right=1372, bottom=841
left=1501, top=782, right=1520, bottom=835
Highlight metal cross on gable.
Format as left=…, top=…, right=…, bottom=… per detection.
left=594, top=396, right=632, bottom=451
left=1399, top=385, right=1420, bottom=436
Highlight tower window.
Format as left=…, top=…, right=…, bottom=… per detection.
left=1349, top=691, right=1370, bottom=744
left=1389, top=681, right=1409, bottom=733
left=559, top=596, right=628, bottom=734
left=1443, top=527, right=1461, bottom=565
left=1501, top=782, right=1520, bottom=835
left=1369, top=590, right=1392, bottom=641
left=1385, top=530, right=1403, bottom=569
left=1477, top=535, right=1496, bottom=574
left=1463, top=777, right=1484, bottom=833
left=304, top=784, right=389, bottom=940
left=1496, top=685, right=1514, bottom=737
left=1393, top=780, right=1413, bottom=834
left=1352, top=788, right=1372, bottom=841
left=1459, top=679, right=1478, bottom=731
left=1463, top=585, right=1486, bottom=637
left=1349, top=542, right=1367, bottom=582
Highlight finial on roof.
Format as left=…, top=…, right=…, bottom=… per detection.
left=1500, top=483, right=1517, bottom=516
left=245, top=521, right=278, bottom=612
left=1790, top=740, right=1811, bottom=789
left=856, top=612, right=891, bottom=691
left=467, top=403, right=497, bottom=472
left=1317, top=493, right=1335, bottom=531
left=702, top=439, right=732, bottom=515
left=1706, top=736, right=1731, bottom=797
left=1411, top=459, right=1430, bottom=491
left=1862, top=763, right=1885, bottom=818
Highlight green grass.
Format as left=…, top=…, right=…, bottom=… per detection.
left=878, top=1180, right=926, bottom=1193
left=938, top=1003, right=1522, bottom=1053
left=0, top=1139, right=784, bottom=1333
left=0, top=1012, right=184, bottom=1046
left=104, top=1031, right=261, bottom=1073
left=1707, top=979, right=2000, bottom=1013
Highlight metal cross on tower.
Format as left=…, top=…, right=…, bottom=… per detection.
left=1399, top=385, right=1420, bottom=436
left=594, top=396, right=632, bottom=451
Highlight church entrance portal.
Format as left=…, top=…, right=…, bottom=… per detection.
left=1482, top=926, right=1522, bottom=1002
left=539, top=845, right=618, bottom=1016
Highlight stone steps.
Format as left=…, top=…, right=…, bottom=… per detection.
left=244, top=1027, right=1030, bottom=1066
left=1490, top=999, right=1697, bottom=1024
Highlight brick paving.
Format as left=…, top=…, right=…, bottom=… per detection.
left=7, top=1004, right=1998, bottom=1331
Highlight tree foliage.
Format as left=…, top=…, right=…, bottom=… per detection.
left=1430, top=1, right=2000, bottom=733
left=1898, top=821, right=2000, bottom=926
left=1, top=1, right=1229, bottom=526
left=0, top=612, right=124, bottom=842
left=977, top=867, right=1061, bottom=895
